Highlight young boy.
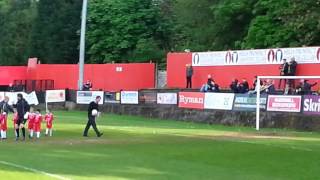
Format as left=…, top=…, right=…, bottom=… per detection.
left=27, top=109, right=36, bottom=139
left=34, top=109, right=43, bottom=139
left=0, top=111, right=7, bottom=139
left=45, top=110, right=54, bottom=137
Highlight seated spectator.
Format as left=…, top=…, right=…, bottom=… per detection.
left=7, top=83, right=15, bottom=92
left=200, top=75, right=214, bottom=92
left=238, top=79, right=249, bottom=93
left=230, top=79, right=239, bottom=93
left=249, top=79, right=275, bottom=94
left=252, top=76, right=263, bottom=90
left=210, top=81, right=220, bottom=92
left=262, top=79, right=276, bottom=94
left=295, top=79, right=317, bottom=95
left=83, top=80, right=93, bottom=91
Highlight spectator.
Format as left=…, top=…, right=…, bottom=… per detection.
left=200, top=75, right=214, bottom=92
left=230, top=79, right=239, bottom=93
left=83, top=80, right=93, bottom=91
left=252, top=76, right=263, bottom=90
left=210, top=81, right=220, bottom=92
left=295, top=79, right=317, bottom=95
left=240, top=79, right=249, bottom=93
left=7, top=83, right=15, bottom=92
left=263, top=79, right=276, bottom=94
left=287, top=57, right=298, bottom=88
left=186, top=64, right=193, bottom=88
left=249, top=79, right=275, bottom=94
left=278, top=59, right=289, bottom=89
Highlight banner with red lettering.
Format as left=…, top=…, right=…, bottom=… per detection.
left=267, top=95, right=302, bottom=112
left=178, top=92, right=205, bottom=109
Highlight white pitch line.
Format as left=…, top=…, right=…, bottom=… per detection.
left=0, top=161, right=71, bottom=180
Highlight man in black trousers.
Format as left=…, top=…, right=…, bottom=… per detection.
left=14, top=93, right=30, bottom=141
left=83, top=96, right=103, bottom=137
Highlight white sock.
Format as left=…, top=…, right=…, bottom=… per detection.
left=1, top=130, right=4, bottom=139
left=30, top=130, right=34, bottom=138
left=46, top=128, right=49, bottom=135
left=2, top=131, right=6, bottom=139
left=36, top=132, right=40, bottom=138
left=49, top=129, right=53, bottom=137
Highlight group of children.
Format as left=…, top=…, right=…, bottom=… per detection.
left=0, top=108, right=54, bottom=140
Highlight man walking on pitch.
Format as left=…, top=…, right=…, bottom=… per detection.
left=14, top=93, right=30, bottom=141
left=83, top=96, right=103, bottom=137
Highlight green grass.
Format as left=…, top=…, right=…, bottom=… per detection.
left=0, top=111, right=320, bottom=180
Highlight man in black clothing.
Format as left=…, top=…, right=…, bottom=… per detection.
left=83, top=96, right=103, bottom=137
left=278, top=59, right=289, bottom=89
left=287, top=57, right=298, bottom=88
left=230, top=79, right=239, bottom=93
left=186, top=64, right=193, bottom=88
left=14, top=93, right=30, bottom=141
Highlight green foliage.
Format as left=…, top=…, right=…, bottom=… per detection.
left=86, top=0, right=170, bottom=64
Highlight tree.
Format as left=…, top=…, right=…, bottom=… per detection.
left=0, top=0, right=36, bottom=65
left=86, top=0, right=170, bottom=64
left=29, top=0, right=82, bottom=64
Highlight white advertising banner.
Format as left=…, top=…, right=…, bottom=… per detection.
left=77, top=91, right=104, bottom=105
left=46, top=90, right=66, bottom=103
left=5, top=92, right=39, bottom=105
left=192, top=47, right=320, bottom=66
left=0, top=92, right=5, bottom=102
left=121, top=91, right=139, bottom=104
left=204, top=93, right=235, bottom=110
left=157, top=93, right=177, bottom=105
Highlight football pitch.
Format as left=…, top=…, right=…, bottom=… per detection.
left=0, top=111, right=319, bottom=180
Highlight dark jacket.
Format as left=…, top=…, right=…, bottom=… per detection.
left=186, top=67, right=193, bottom=78
left=14, top=98, right=30, bottom=118
left=230, top=82, right=239, bottom=93
left=288, top=61, right=297, bottom=76
left=296, top=82, right=317, bottom=95
left=279, top=62, right=289, bottom=75
left=88, top=101, right=99, bottom=117
left=0, top=101, right=14, bottom=114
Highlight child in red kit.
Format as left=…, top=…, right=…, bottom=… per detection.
left=34, top=109, right=43, bottom=139
left=27, top=109, right=36, bottom=139
left=45, top=110, right=54, bottom=137
left=0, top=111, right=8, bottom=139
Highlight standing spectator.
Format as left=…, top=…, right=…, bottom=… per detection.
left=287, top=57, right=298, bottom=88
left=230, top=79, right=239, bottom=93
left=186, top=64, right=193, bottom=88
left=14, top=93, right=30, bottom=141
left=278, top=59, right=289, bottom=89
left=83, top=80, right=93, bottom=91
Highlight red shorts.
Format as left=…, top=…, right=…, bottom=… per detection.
left=47, top=122, right=53, bottom=129
left=34, top=123, right=41, bottom=132
left=28, top=120, right=34, bottom=130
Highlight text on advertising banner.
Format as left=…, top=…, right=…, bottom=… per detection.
left=77, top=91, right=104, bottom=105
left=121, top=91, right=139, bottom=104
left=267, top=95, right=302, bottom=112
left=46, top=90, right=66, bottom=103
left=233, top=94, right=267, bottom=111
left=157, top=93, right=177, bottom=105
left=204, top=93, right=235, bottom=110
left=303, top=95, right=320, bottom=115
left=179, top=92, right=204, bottom=109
